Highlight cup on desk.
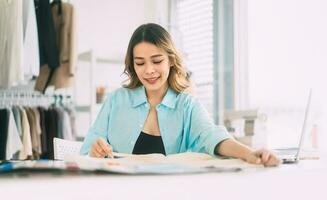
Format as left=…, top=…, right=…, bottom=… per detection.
left=96, top=86, right=106, bottom=104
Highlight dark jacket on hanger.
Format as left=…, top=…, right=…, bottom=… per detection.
left=34, top=0, right=60, bottom=93
left=0, top=109, right=10, bottom=160
left=44, top=108, right=59, bottom=159
left=35, top=1, right=76, bottom=91
left=34, top=0, right=60, bottom=69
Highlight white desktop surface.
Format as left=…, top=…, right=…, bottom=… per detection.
left=0, top=158, right=326, bottom=200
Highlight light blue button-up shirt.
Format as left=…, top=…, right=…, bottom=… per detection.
left=80, top=86, right=231, bottom=156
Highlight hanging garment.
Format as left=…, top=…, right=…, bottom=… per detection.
left=34, top=0, right=60, bottom=69
left=64, top=106, right=77, bottom=140
left=12, top=106, right=22, bottom=137
left=0, top=0, right=24, bottom=88
left=19, top=107, right=33, bottom=160
left=0, top=108, right=10, bottom=160
left=44, top=108, right=58, bottom=159
left=55, top=107, right=64, bottom=139
left=62, top=109, right=73, bottom=140
left=6, top=109, right=23, bottom=160
left=25, top=107, right=40, bottom=159
left=35, top=2, right=76, bottom=91
left=34, top=0, right=60, bottom=93
left=38, top=107, right=48, bottom=159
left=31, top=107, right=42, bottom=155
left=22, top=0, right=40, bottom=79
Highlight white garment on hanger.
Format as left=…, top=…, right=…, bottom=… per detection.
left=22, top=0, right=40, bottom=79
left=6, top=109, right=23, bottom=160
left=62, top=110, right=73, bottom=140
left=0, top=0, right=24, bottom=88
left=19, top=107, right=33, bottom=159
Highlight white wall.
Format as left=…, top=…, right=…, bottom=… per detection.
left=246, top=0, right=327, bottom=151
left=248, top=0, right=327, bottom=107
left=71, top=0, right=169, bottom=59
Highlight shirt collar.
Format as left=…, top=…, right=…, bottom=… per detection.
left=161, top=87, right=177, bottom=109
left=131, top=86, right=177, bottom=109
left=131, top=86, right=147, bottom=107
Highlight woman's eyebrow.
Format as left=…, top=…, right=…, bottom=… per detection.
left=151, top=54, right=163, bottom=58
left=134, top=55, right=163, bottom=59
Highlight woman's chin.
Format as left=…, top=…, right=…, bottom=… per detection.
left=144, top=84, right=161, bottom=91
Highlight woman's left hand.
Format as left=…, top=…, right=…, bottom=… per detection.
left=246, top=149, right=281, bottom=167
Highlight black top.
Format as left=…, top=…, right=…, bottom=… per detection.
left=132, top=132, right=166, bottom=155
left=0, top=109, right=10, bottom=160
left=34, top=0, right=60, bottom=69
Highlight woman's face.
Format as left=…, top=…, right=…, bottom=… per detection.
left=133, top=42, right=171, bottom=94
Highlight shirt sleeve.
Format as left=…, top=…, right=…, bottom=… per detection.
left=187, top=99, right=232, bottom=156
left=80, top=93, right=113, bottom=155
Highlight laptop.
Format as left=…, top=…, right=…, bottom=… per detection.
left=273, top=89, right=312, bottom=164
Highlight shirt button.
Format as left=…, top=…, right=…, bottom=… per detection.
left=130, top=141, right=134, bottom=145
left=139, top=124, right=142, bottom=128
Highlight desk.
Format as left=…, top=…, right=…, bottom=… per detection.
left=0, top=158, right=326, bottom=200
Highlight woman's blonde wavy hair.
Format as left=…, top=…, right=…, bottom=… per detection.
left=123, top=23, right=189, bottom=93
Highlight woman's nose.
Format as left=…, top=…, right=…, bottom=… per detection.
left=144, top=63, right=155, bottom=74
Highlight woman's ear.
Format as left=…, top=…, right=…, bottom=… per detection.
left=168, top=57, right=174, bottom=68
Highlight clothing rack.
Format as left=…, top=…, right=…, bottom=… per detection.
left=0, top=89, right=76, bottom=160
left=0, top=90, right=72, bottom=108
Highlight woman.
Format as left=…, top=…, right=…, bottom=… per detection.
left=80, top=23, right=280, bottom=166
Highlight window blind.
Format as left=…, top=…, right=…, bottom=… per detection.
left=175, top=0, right=214, bottom=116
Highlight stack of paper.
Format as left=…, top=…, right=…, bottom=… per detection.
left=64, top=152, right=263, bottom=174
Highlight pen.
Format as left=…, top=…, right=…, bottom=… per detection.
left=104, top=152, right=124, bottom=159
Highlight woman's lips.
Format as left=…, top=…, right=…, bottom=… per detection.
left=144, top=77, right=159, bottom=84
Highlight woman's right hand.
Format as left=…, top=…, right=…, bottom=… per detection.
left=90, top=138, right=113, bottom=158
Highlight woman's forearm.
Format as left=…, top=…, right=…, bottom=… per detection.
left=216, top=138, right=254, bottom=160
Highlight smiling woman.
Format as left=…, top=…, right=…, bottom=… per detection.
left=80, top=23, right=280, bottom=167
left=123, top=23, right=189, bottom=93
left=133, top=42, right=171, bottom=96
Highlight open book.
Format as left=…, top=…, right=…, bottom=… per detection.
left=64, top=152, right=263, bottom=174
left=0, top=153, right=263, bottom=175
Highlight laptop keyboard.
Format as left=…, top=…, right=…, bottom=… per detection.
left=274, top=148, right=299, bottom=156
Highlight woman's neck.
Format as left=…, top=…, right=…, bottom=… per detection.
left=146, top=85, right=168, bottom=106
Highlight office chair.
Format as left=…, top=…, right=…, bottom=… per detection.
left=53, top=137, right=83, bottom=160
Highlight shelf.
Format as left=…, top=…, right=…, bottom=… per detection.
left=78, top=50, right=123, bottom=64
left=75, top=105, right=91, bottom=112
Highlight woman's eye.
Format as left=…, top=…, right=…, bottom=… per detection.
left=153, top=60, right=163, bottom=64
left=135, top=63, right=144, bottom=66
